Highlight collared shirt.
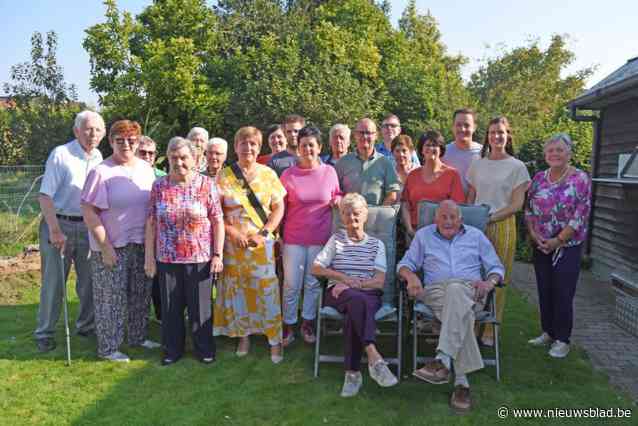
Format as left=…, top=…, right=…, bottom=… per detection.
left=375, top=142, right=421, bottom=167
left=397, top=224, right=504, bottom=286
left=334, top=151, right=401, bottom=206
left=267, top=150, right=298, bottom=177
left=320, top=153, right=338, bottom=167
left=39, top=139, right=103, bottom=217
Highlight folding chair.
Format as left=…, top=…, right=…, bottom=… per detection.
left=408, top=201, right=502, bottom=381
left=313, top=205, right=403, bottom=380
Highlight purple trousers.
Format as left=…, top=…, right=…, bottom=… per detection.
left=324, top=288, right=382, bottom=371
left=533, top=245, right=582, bottom=344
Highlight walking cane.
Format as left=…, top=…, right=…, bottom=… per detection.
left=58, top=250, right=72, bottom=366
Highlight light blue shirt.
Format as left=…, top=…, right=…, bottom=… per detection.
left=39, top=139, right=103, bottom=217
left=397, top=224, right=504, bottom=286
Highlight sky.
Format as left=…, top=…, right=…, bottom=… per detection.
left=1, top=0, right=636, bottom=107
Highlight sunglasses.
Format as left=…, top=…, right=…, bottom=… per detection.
left=138, top=149, right=156, bottom=156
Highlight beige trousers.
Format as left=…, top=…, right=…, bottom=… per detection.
left=418, top=279, right=485, bottom=375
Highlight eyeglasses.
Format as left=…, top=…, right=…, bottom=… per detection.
left=356, top=130, right=376, bottom=136
left=114, top=137, right=139, bottom=146
left=381, top=123, right=400, bottom=129
left=137, top=149, right=156, bottom=157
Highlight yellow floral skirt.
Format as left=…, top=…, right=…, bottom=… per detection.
left=213, top=238, right=282, bottom=345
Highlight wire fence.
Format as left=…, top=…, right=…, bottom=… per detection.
left=0, top=165, right=44, bottom=253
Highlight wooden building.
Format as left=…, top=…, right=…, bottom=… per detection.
left=569, top=57, right=638, bottom=280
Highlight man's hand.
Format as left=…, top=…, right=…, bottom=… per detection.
left=49, top=228, right=67, bottom=252
left=472, top=280, right=494, bottom=302
left=342, top=276, right=363, bottom=289
left=406, top=276, right=424, bottom=299
left=331, top=283, right=349, bottom=299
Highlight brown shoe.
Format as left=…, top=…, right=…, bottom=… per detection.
left=412, top=360, right=450, bottom=384
left=450, top=385, right=472, bottom=413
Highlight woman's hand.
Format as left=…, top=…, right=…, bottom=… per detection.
left=211, top=256, right=224, bottom=273
left=331, top=283, right=349, bottom=299
left=539, top=237, right=562, bottom=254
left=101, top=244, right=118, bottom=268
left=144, top=257, right=156, bottom=278
left=247, top=233, right=266, bottom=248
left=227, top=226, right=250, bottom=249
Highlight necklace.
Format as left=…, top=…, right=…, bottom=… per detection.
left=547, top=166, right=570, bottom=184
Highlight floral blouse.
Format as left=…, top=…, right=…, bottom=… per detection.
left=525, top=168, right=591, bottom=246
left=149, top=174, right=223, bottom=263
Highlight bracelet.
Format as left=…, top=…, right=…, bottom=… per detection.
left=212, top=253, right=221, bottom=258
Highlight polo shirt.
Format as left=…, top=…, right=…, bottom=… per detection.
left=334, top=151, right=401, bottom=206
left=39, top=139, right=103, bottom=217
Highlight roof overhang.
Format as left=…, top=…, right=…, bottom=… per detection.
left=569, top=74, right=638, bottom=110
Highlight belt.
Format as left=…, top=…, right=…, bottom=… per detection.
left=56, top=214, right=84, bottom=222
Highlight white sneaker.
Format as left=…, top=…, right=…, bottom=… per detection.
left=528, top=332, right=553, bottom=346
left=101, top=351, right=130, bottom=363
left=548, top=341, right=570, bottom=358
left=139, top=339, right=161, bottom=349
left=340, top=372, right=362, bottom=397
left=369, top=359, right=398, bottom=387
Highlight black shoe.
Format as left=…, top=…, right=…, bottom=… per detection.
left=36, top=338, right=56, bottom=353
left=161, top=357, right=180, bottom=366
left=76, top=329, right=95, bottom=338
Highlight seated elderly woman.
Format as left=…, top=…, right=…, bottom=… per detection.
left=204, top=137, right=228, bottom=180
left=311, top=193, right=398, bottom=398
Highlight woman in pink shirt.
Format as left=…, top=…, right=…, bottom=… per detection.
left=280, top=126, right=342, bottom=346
left=81, top=120, right=159, bottom=362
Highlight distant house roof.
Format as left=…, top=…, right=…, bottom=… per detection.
left=570, top=56, right=638, bottom=109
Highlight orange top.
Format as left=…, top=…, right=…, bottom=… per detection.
left=256, top=154, right=272, bottom=165
left=401, top=166, right=465, bottom=227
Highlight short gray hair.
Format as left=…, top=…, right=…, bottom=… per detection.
left=138, top=135, right=156, bottom=147
left=187, top=126, right=209, bottom=141
left=329, top=123, right=351, bottom=140
left=544, top=133, right=573, bottom=153
left=166, top=136, right=196, bottom=158
left=207, top=137, right=228, bottom=153
left=74, top=110, right=104, bottom=130
left=340, top=193, right=368, bottom=214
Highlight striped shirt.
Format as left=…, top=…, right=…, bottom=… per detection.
left=314, top=230, right=386, bottom=288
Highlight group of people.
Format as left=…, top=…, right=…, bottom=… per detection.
left=34, top=108, right=591, bottom=412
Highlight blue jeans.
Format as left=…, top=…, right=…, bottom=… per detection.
left=282, top=244, right=322, bottom=324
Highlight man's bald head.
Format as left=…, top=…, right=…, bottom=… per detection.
left=354, top=118, right=378, bottom=159
left=434, top=200, right=463, bottom=239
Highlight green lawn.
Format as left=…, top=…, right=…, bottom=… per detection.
left=0, top=271, right=635, bottom=425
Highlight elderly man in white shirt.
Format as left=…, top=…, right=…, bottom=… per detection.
left=34, top=110, right=105, bottom=352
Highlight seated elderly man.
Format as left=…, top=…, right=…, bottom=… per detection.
left=311, top=193, right=398, bottom=398
left=397, top=200, right=504, bottom=413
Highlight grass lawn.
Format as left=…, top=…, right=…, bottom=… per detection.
left=0, top=270, right=635, bottom=425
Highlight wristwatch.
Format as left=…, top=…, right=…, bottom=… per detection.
left=212, top=252, right=221, bottom=258
left=258, top=228, right=269, bottom=237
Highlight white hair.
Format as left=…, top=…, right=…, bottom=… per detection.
left=340, top=193, right=368, bottom=214
left=187, top=126, right=209, bottom=141
left=329, top=123, right=351, bottom=140
left=207, top=137, right=228, bottom=153
left=544, top=133, right=573, bottom=153
left=74, top=110, right=104, bottom=130
left=166, top=136, right=196, bottom=157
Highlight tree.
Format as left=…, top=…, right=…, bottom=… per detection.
left=1, top=31, right=82, bottom=165
left=83, top=0, right=469, bottom=150
left=468, top=35, right=594, bottom=175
